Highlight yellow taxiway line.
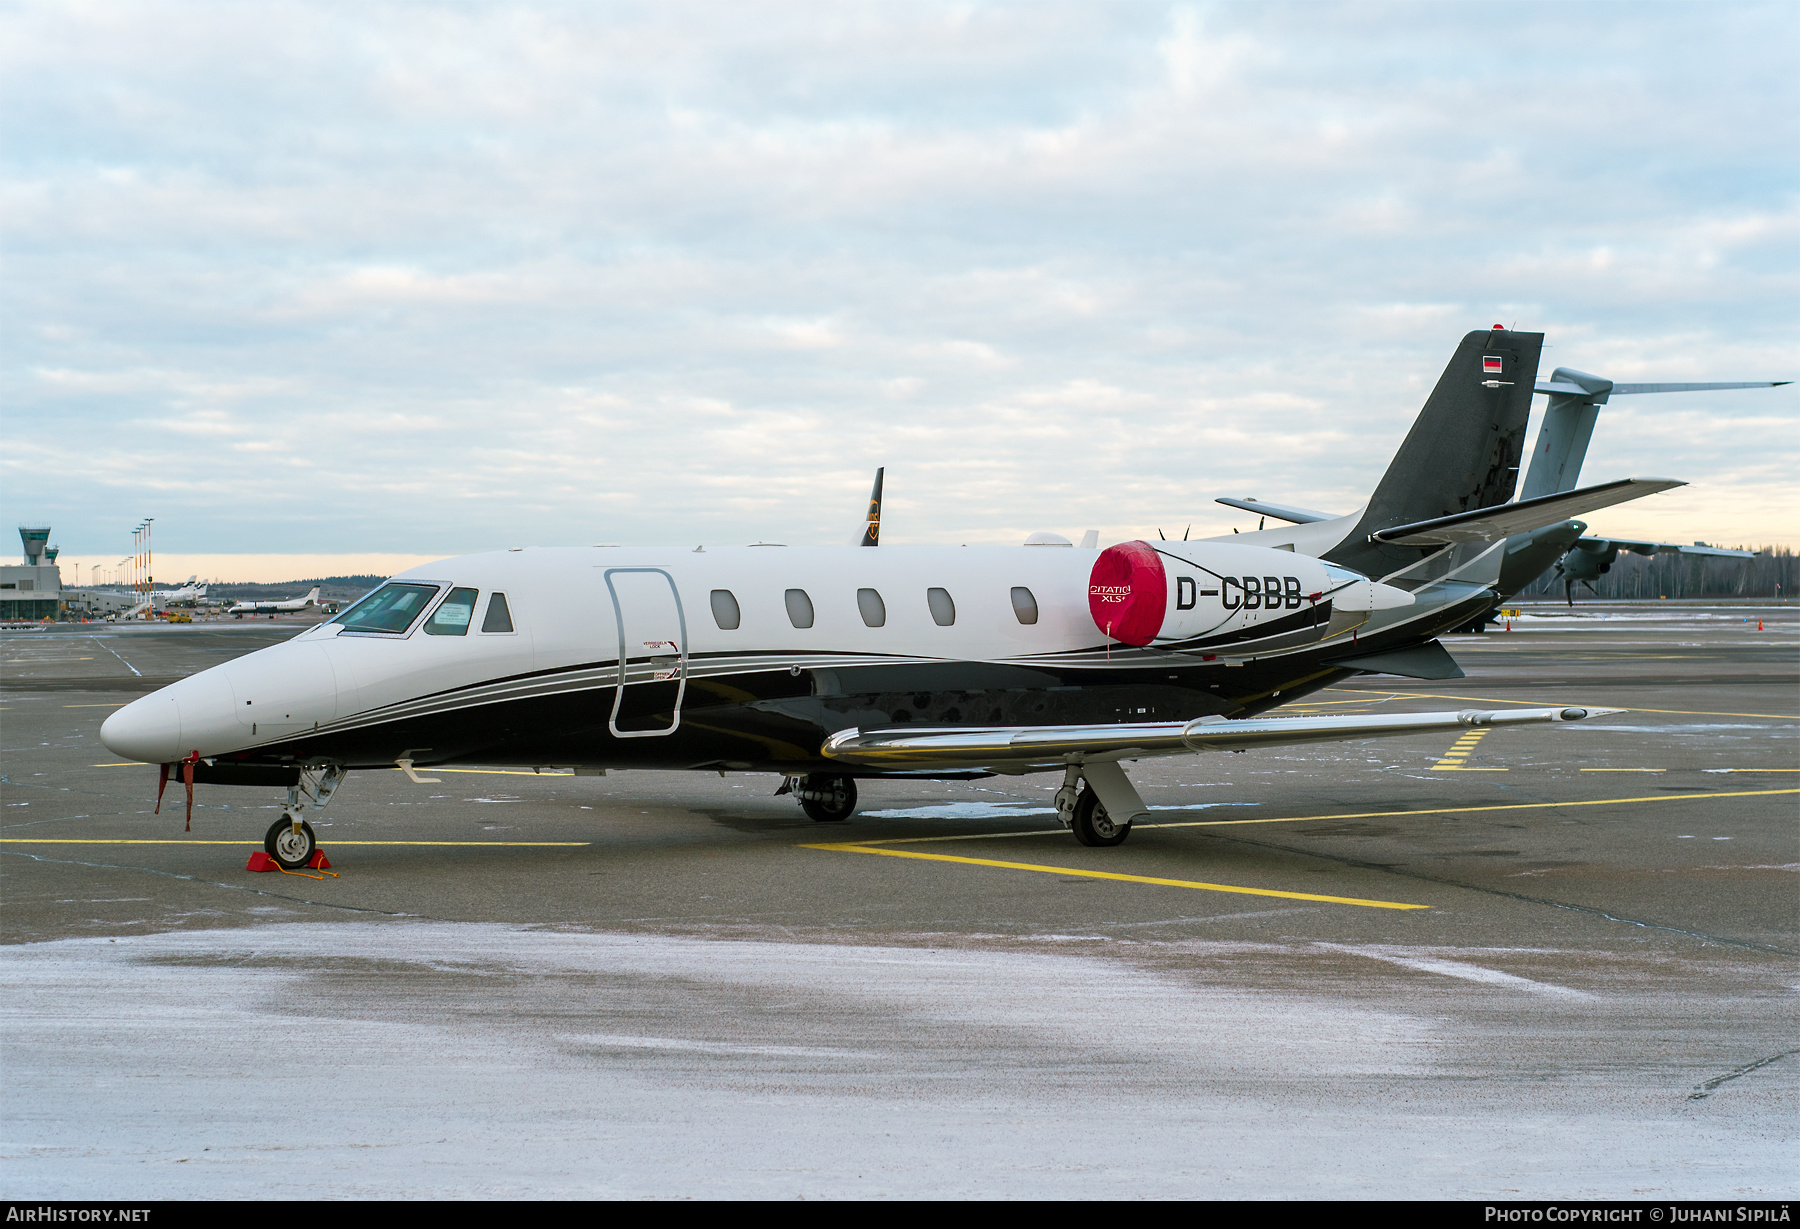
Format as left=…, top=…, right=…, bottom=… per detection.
left=838, top=787, right=1800, bottom=846
left=802, top=842, right=1428, bottom=910
left=803, top=786, right=1797, bottom=910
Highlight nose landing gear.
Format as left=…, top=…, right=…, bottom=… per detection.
left=264, top=763, right=345, bottom=869
left=265, top=817, right=318, bottom=869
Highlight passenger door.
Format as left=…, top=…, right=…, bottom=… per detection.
left=604, top=568, right=688, bottom=737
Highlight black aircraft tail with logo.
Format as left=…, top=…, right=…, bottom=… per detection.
left=1324, top=327, right=1544, bottom=578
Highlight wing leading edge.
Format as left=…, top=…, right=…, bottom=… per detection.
left=821, top=706, right=1615, bottom=772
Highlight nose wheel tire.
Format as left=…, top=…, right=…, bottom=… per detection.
left=264, top=817, right=317, bottom=869
left=1071, top=787, right=1131, bottom=847
left=798, top=775, right=858, bottom=823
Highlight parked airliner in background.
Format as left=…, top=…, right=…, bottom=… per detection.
left=107, top=328, right=1662, bottom=869
left=151, top=575, right=209, bottom=606
left=227, top=587, right=327, bottom=618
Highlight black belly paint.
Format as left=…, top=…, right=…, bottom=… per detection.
left=220, top=590, right=1493, bottom=778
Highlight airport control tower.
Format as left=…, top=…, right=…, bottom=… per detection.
left=20, top=526, right=49, bottom=565
left=3, top=526, right=64, bottom=620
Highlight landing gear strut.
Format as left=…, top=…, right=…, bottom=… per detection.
left=794, top=774, right=857, bottom=822
left=266, top=763, right=344, bottom=868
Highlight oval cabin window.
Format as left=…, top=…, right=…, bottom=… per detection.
left=1010, top=587, right=1038, bottom=625
left=926, top=587, right=956, bottom=627
left=785, top=589, right=815, bottom=629
left=710, top=589, right=741, bottom=630
left=857, top=588, right=886, bottom=627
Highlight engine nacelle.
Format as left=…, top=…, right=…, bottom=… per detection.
left=1087, top=540, right=1412, bottom=649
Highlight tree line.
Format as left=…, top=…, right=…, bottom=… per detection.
left=1518, top=545, right=1796, bottom=600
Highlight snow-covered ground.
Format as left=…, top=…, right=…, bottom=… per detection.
left=4, top=922, right=1790, bottom=1199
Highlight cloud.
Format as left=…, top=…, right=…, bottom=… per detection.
left=2, top=0, right=1796, bottom=564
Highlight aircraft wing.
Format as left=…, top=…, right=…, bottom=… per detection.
left=1213, top=497, right=1340, bottom=525
left=1370, top=478, right=1684, bottom=546
left=821, top=706, right=1612, bottom=771
left=1588, top=537, right=1756, bottom=559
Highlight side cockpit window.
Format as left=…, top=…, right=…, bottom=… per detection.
left=331, top=583, right=441, bottom=634
left=424, top=587, right=479, bottom=636
left=481, top=592, right=514, bottom=633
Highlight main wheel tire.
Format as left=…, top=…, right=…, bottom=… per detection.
left=264, top=817, right=317, bottom=869
left=1070, top=787, right=1131, bottom=847
left=799, top=775, right=857, bottom=822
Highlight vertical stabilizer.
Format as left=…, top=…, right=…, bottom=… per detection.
left=1521, top=368, right=1611, bottom=499
left=1325, top=328, right=1542, bottom=577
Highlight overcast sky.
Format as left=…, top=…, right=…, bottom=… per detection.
left=4, top=1, right=1795, bottom=581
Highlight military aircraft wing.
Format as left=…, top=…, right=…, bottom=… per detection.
left=1370, top=478, right=1684, bottom=546
left=1213, top=497, right=1340, bottom=524
left=821, top=706, right=1613, bottom=770
left=1586, top=537, right=1756, bottom=559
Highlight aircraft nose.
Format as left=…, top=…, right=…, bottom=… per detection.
left=100, top=693, right=182, bottom=764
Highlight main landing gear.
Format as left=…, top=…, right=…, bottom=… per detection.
left=784, top=773, right=858, bottom=822
left=1054, top=762, right=1146, bottom=847
left=265, top=763, right=345, bottom=869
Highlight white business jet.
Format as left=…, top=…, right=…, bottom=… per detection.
left=105, top=328, right=1663, bottom=869
left=227, top=586, right=325, bottom=617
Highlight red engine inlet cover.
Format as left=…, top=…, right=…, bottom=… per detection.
left=1088, top=540, right=1167, bottom=646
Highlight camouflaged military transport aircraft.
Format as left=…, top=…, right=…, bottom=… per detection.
left=105, top=328, right=1674, bottom=869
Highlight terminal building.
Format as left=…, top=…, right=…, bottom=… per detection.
left=2, top=527, right=64, bottom=620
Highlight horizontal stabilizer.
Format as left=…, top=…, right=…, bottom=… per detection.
left=1214, top=497, right=1339, bottom=525
left=820, top=706, right=1614, bottom=770
left=1370, top=478, right=1684, bottom=546
left=1536, top=379, right=1789, bottom=398
left=1328, top=640, right=1465, bottom=679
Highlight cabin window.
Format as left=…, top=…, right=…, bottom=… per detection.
left=710, top=589, right=741, bottom=630
left=927, top=587, right=956, bottom=627
left=857, top=588, right=886, bottom=627
left=784, top=589, right=815, bottom=629
left=331, top=582, right=441, bottom=634
left=481, top=592, right=514, bottom=633
left=424, top=587, right=479, bottom=635
left=1010, top=586, right=1039, bottom=625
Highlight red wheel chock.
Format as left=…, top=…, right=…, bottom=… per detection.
left=246, top=850, right=335, bottom=876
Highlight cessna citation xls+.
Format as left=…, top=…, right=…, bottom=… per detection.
left=103, top=328, right=1657, bottom=867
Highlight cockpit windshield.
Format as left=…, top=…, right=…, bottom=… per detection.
left=330, top=583, right=441, bottom=634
